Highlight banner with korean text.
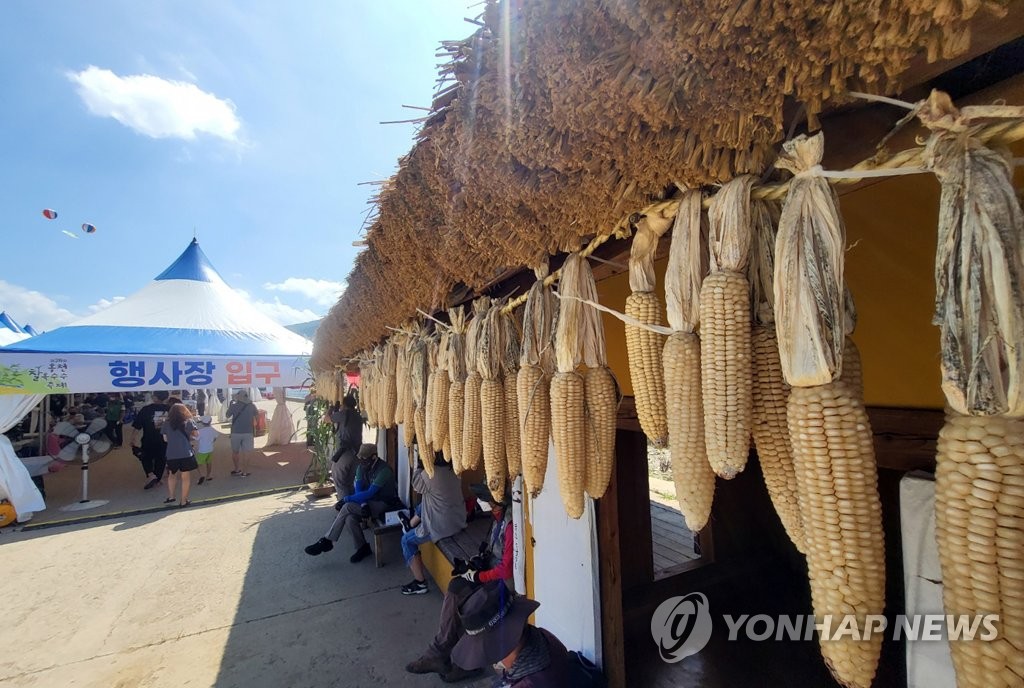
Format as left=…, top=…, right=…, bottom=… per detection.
left=0, top=354, right=310, bottom=394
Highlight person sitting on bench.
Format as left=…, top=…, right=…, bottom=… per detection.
left=405, top=482, right=514, bottom=681
left=399, top=448, right=466, bottom=596
left=304, top=443, right=400, bottom=563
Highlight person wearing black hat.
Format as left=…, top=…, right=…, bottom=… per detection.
left=304, top=443, right=401, bottom=562
left=406, top=483, right=515, bottom=681
left=452, top=581, right=571, bottom=687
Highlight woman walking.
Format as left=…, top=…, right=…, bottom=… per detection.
left=162, top=403, right=199, bottom=507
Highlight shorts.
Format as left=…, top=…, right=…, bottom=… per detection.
left=231, top=434, right=254, bottom=452
left=401, top=528, right=431, bottom=564
left=166, top=456, right=199, bottom=474
left=196, top=451, right=213, bottom=466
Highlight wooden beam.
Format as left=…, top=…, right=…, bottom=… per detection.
left=867, top=406, right=944, bottom=472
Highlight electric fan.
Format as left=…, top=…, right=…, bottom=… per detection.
left=52, top=419, right=111, bottom=511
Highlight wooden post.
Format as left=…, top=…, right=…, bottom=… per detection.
left=598, top=428, right=647, bottom=688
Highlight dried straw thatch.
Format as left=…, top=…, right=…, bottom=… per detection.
left=312, top=0, right=1002, bottom=370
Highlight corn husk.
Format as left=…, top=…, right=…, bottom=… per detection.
left=520, top=264, right=557, bottom=498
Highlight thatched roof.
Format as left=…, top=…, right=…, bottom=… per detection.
left=313, top=0, right=1000, bottom=370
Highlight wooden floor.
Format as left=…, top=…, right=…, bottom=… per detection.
left=649, top=499, right=700, bottom=575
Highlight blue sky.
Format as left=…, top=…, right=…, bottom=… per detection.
left=0, top=1, right=472, bottom=330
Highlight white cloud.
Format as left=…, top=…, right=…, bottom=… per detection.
left=87, top=296, right=126, bottom=313
left=263, top=278, right=346, bottom=307
left=67, top=65, right=240, bottom=141
left=0, top=280, right=78, bottom=331
left=234, top=288, right=319, bottom=326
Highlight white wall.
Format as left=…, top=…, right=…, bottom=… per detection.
left=529, top=441, right=602, bottom=665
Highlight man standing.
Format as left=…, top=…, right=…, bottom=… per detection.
left=129, top=390, right=171, bottom=490
left=226, top=390, right=257, bottom=477
left=329, top=394, right=363, bottom=498
left=304, top=443, right=400, bottom=562
left=104, top=393, right=124, bottom=447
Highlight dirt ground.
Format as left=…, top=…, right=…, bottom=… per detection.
left=0, top=489, right=494, bottom=688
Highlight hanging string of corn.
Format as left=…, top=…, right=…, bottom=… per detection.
left=748, top=199, right=805, bottom=553
left=552, top=254, right=588, bottom=518
left=625, top=212, right=673, bottom=448
left=447, top=308, right=468, bottom=473
left=424, top=336, right=439, bottom=452
left=500, top=308, right=523, bottom=482
left=380, top=339, right=398, bottom=429
left=519, top=264, right=557, bottom=498
left=775, top=132, right=885, bottom=688
left=409, top=327, right=434, bottom=476
left=702, top=175, right=755, bottom=479
left=919, top=91, right=1024, bottom=688
left=574, top=254, right=619, bottom=501
left=359, top=349, right=377, bottom=428
left=479, top=303, right=508, bottom=498
left=663, top=189, right=716, bottom=531
left=462, top=297, right=490, bottom=471
left=434, top=329, right=452, bottom=461
left=394, top=330, right=410, bottom=427
left=401, top=329, right=419, bottom=448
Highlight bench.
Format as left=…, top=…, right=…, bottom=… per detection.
left=435, top=516, right=492, bottom=569
left=367, top=512, right=404, bottom=568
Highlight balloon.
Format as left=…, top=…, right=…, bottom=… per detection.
left=82, top=223, right=96, bottom=234
left=42, top=209, right=58, bottom=219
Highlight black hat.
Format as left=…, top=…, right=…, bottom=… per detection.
left=451, top=581, right=540, bottom=670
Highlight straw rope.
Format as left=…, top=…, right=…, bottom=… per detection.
left=500, top=116, right=1024, bottom=315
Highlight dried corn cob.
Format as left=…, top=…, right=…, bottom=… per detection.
left=775, top=133, right=884, bottom=688
left=394, top=332, right=409, bottom=426
left=551, top=371, right=586, bottom=518
left=499, top=309, right=523, bottom=480
left=480, top=305, right=508, bottom=498
left=921, top=92, right=1024, bottom=688
left=788, top=382, right=885, bottom=688
left=747, top=199, right=804, bottom=552
left=381, top=340, right=398, bottom=428
left=434, top=331, right=451, bottom=459
left=701, top=176, right=755, bottom=479
left=424, top=338, right=438, bottom=451
left=462, top=298, right=490, bottom=471
left=447, top=309, right=468, bottom=471
left=519, top=266, right=557, bottom=498
left=551, top=253, right=591, bottom=518
left=664, top=189, right=715, bottom=530
left=625, top=213, right=672, bottom=448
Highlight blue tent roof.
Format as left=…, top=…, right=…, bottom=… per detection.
left=23, top=324, right=39, bottom=336
left=0, top=312, right=25, bottom=333
left=154, top=238, right=224, bottom=282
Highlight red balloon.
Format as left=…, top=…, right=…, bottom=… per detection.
left=42, top=209, right=58, bottom=220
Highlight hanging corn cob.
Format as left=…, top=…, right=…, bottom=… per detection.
left=448, top=308, right=468, bottom=473
left=380, top=340, right=398, bottom=429
left=552, top=254, right=587, bottom=518
left=400, top=330, right=418, bottom=449
left=574, top=254, right=620, bottom=501
left=920, top=92, right=1024, bottom=688
left=394, top=331, right=410, bottom=427
left=500, top=308, right=523, bottom=481
left=410, top=328, right=434, bottom=477
left=424, top=337, right=439, bottom=451
left=462, top=298, right=490, bottom=471
left=702, top=175, right=755, bottom=479
left=748, top=198, right=805, bottom=553
left=434, top=329, right=452, bottom=461
left=519, top=265, right=557, bottom=498
left=625, top=213, right=672, bottom=448
left=479, top=305, right=508, bottom=498
left=775, top=132, right=884, bottom=688
left=663, top=189, right=716, bottom=531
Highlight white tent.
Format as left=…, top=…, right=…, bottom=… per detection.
left=0, top=239, right=311, bottom=517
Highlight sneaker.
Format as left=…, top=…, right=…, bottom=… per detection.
left=401, top=579, right=428, bottom=595
left=405, top=654, right=449, bottom=675
left=440, top=665, right=483, bottom=683
left=144, top=477, right=160, bottom=490
left=304, top=537, right=334, bottom=556
left=349, top=542, right=372, bottom=563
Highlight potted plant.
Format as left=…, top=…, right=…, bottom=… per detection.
left=303, top=394, right=336, bottom=499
